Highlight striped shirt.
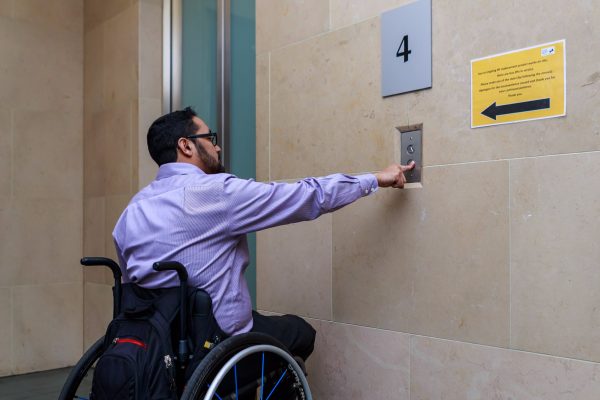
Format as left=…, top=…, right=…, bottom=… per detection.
left=113, top=162, right=378, bottom=335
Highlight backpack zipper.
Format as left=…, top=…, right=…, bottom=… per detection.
left=113, top=337, right=148, bottom=349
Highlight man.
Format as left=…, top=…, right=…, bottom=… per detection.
left=113, top=107, right=414, bottom=361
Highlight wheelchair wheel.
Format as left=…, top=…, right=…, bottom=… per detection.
left=58, top=337, right=104, bottom=400
left=181, top=332, right=311, bottom=400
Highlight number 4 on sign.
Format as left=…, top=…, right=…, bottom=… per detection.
left=396, top=35, right=411, bottom=62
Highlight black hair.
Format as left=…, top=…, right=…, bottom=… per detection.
left=147, top=107, right=198, bottom=166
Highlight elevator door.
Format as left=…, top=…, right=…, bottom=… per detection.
left=181, top=0, right=256, bottom=305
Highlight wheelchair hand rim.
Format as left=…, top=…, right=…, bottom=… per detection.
left=203, top=343, right=312, bottom=400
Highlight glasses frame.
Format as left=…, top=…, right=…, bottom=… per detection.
left=186, top=131, right=218, bottom=146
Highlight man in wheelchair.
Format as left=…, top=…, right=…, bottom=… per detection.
left=89, top=107, right=414, bottom=399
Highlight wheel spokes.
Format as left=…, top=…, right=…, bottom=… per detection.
left=264, top=369, right=287, bottom=400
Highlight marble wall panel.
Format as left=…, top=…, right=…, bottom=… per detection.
left=307, top=318, right=410, bottom=400
left=257, top=215, right=332, bottom=320
left=84, top=110, right=107, bottom=198
left=270, top=18, right=409, bottom=180
left=84, top=25, right=104, bottom=118
left=0, top=107, right=10, bottom=199
left=13, top=109, right=82, bottom=200
left=256, top=53, right=269, bottom=181
left=0, top=199, right=82, bottom=286
left=138, top=98, right=161, bottom=189
left=84, top=282, right=113, bottom=349
left=104, top=195, right=132, bottom=263
left=139, top=0, right=162, bottom=100
left=412, top=335, right=600, bottom=400
left=14, top=0, right=83, bottom=33
left=0, top=0, right=11, bottom=18
left=511, top=152, right=600, bottom=362
left=13, top=283, right=83, bottom=374
left=333, top=161, right=509, bottom=347
left=406, top=0, right=600, bottom=166
left=0, top=18, right=82, bottom=112
left=0, top=288, right=11, bottom=376
left=83, top=196, right=107, bottom=284
left=330, top=0, right=413, bottom=30
left=103, top=102, right=134, bottom=195
left=85, top=0, right=135, bottom=32
left=256, top=0, right=329, bottom=54
left=102, top=3, right=138, bottom=109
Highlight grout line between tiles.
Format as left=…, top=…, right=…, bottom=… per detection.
left=508, top=160, right=512, bottom=349
left=269, top=149, right=600, bottom=183
left=10, top=287, right=14, bottom=374
left=408, top=335, right=412, bottom=400
left=267, top=52, right=271, bottom=181
left=9, top=109, right=14, bottom=199
left=330, top=215, right=333, bottom=321
left=304, top=316, right=600, bottom=366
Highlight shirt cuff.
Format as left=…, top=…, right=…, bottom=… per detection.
left=357, top=174, right=378, bottom=196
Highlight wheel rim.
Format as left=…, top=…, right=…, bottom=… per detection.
left=203, top=344, right=312, bottom=400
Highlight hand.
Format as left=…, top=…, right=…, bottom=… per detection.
left=374, top=162, right=415, bottom=189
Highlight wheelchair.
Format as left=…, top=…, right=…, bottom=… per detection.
left=59, top=257, right=312, bottom=400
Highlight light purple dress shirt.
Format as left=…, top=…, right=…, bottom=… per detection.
left=113, top=162, right=378, bottom=335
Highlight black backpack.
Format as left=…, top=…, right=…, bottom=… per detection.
left=91, top=284, right=180, bottom=400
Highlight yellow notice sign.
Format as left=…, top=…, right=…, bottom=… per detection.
left=471, top=40, right=566, bottom=128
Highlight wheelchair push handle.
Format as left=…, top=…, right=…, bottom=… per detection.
left=80, top=257, right=122, bottom=318
left=81, top=257, right=122, bottom=280
left=153, top=260, right=189, bottom=369
left=152, top=261, right=188, bottom=282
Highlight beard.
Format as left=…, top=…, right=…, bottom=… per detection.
left=194, top=141, right=225, bottom=174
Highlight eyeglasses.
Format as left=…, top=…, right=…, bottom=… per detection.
left=186, top=131, right=218, bottom=146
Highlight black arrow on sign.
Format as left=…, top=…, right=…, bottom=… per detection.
left=481, top=98, right=550, bottom=120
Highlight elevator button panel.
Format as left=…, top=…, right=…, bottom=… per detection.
left=400, top=129, right=422, bottom=184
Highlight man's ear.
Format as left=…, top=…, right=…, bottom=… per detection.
left=177, top=137, right=194, bottom=158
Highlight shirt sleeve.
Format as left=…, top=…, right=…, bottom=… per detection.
left=224, top=173, right=378, bottom=236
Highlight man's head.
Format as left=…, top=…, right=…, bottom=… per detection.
left=147, top=107, right=224, bottom=173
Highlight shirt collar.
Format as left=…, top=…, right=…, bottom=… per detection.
left=156, top=162, right=206, bottom=180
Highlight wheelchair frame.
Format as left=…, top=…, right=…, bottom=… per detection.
left=58, top=257, right=312, bottom=400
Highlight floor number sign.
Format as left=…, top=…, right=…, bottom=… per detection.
left=381, top=0, right=432, bottom=97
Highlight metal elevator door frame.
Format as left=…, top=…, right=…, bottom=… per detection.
left=161, top=0, right=257, bottom=305
left=162, top=0, right=231, bottom=171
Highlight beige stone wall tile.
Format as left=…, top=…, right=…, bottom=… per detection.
left=130, top=100, right=140, bottom=192
left=306, top=319, right=410, bottom=399
left=412, top=335, right=600, bottom=400
left=257, top=215, right=332, bottom=320
left=84, top=110, right=106, bottom=198
left=138, top=97, right=160, bottom=189
left=13, top=109, right=82, bottom=200
left=0, top=288, right=11, bottom=376
left=85, top=0, right=135, bottom=32
left=13, top=283, right=83, bottom=374
left=84, top=282, right=113, bottom=349
left=0, top=18, right=82, bottom=112
left=406, top=1, right=600, bottom=166
left=270, top=18, right=408, bottom=180
left=333, top=161, right=509, bottom=347
left=139, top=0, right=162, bottom=100
left=0, top=0, right=12, bottom=18
left=102, top=4, right=138, bottom=109
left=0, top=199, right=82, bottom=286
left=84, top=196, right=106, bottom=284
left=256, top=0, right=329, bottom=54
left=0, top=107, right=10, bottom=198
left=105, top=194, right=132, bottom=264
left=330, top=0, right=413, bottom=30
left=511, top=152, right=600, bottom=361
left=14, top=0, right=83, bottom=33
left=104, top=102, right=134, bottom=195
left=84, top=25, right=104, bottom=117
left=256, top=53, right=269, bottom=181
